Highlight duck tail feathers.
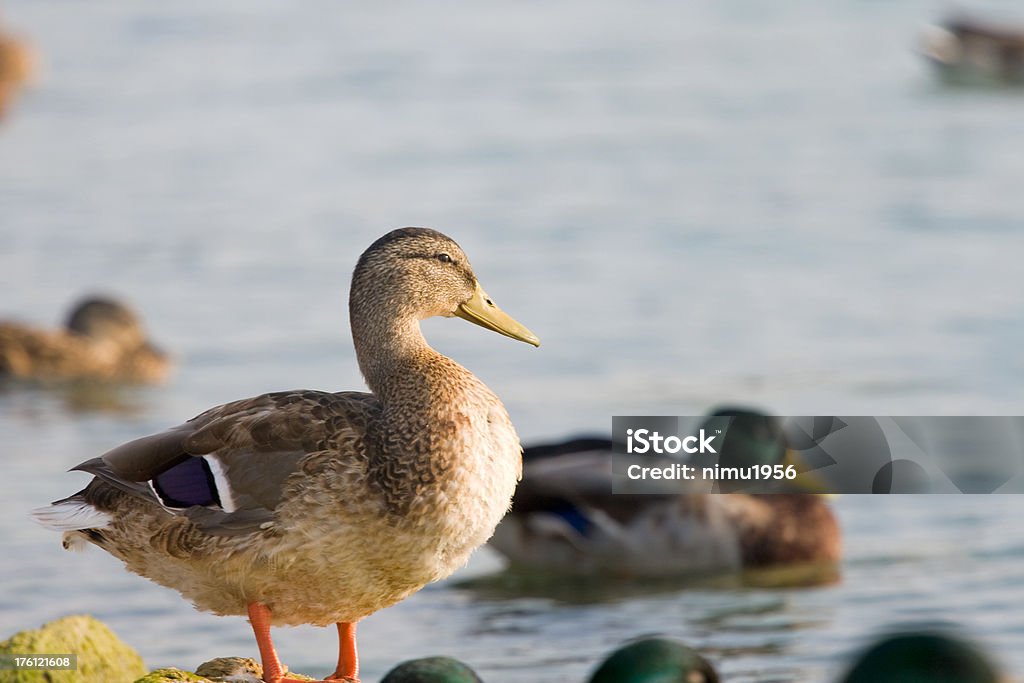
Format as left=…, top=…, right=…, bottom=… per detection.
left=31, top=499, right=113, bottom=532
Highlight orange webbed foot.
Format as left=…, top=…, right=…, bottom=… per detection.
left=248, top=603, right=360, bottom=683
left=264, top=675, right=357, bottom=683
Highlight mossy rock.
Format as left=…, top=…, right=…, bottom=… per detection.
left=134, top=657, right=313, bottom=683
left=134, top=670, right=210, bottom=683
left=0, top=614, right=146, bottom=683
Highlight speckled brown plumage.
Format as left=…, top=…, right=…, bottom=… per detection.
left=0, top=297, right=169, bottom=383
left=35, top=228, right=537, bottom=642
left=723, top=493, right=841, bottom=568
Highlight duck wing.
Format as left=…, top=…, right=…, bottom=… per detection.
left=67, top=389, right=379, bottom=536
left=514, top=443, right=678, bottom=524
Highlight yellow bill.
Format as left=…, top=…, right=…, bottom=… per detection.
left=455, top=284, right=540, bottom=347
left=783, top=448, right=835, bottom=496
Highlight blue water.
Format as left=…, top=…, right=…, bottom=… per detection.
left=1, top=1, right=1023, bottom=681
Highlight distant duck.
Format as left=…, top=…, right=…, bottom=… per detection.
left=0, top=296, right=171, bottom=384
left=0, top=17, right=34, bottom=117
left=33, top=229, right=539, bottom=683
left=489, top=410, right=841, bottom=578
left=920, top=14, right=1024, bottom=85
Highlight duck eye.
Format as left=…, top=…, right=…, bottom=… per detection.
left=436, top=253, right=453, bottom=263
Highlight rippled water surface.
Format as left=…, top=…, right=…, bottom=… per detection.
left=1, top=1, right=1023, bottom=681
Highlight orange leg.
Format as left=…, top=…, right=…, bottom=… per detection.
left=247, top=602, right=360, bottom=683
left=326, top=622, right=359, bottom=682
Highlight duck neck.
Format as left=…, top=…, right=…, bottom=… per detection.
left=351, top=308, right=442, bottom=402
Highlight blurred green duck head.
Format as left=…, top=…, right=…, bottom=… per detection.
left=588, top=638, right=719, bottom=683
left=705, top=407, right=786, bottom=467
left=705, top=406, right=831, bottom=494
left=381, top=656, right=483, bottom=683
left=839, top=631, right=1001, bottom=683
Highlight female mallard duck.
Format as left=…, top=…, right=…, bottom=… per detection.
left=489, top=410, right=840, bottom=578
left=0, top=296, right=170, bottom=383
left=33, top=228, right=539, bottom=683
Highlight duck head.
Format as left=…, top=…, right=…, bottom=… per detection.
left=350, top=227, right=540, bottom=348
left=381, top=656, right=484, bottom=683
left=589, top=638, right=719, bottom=683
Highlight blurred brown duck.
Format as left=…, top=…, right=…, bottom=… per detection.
left=490, top=410, right=840, bottom=579
left=920, top=14, right=1024, bottom=85
left=0, top=297, right=170, bottom=383
left=33, top=228, right=539, bottom=683
left=0, top=17, right=34, bottom=117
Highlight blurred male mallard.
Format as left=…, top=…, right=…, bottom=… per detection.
left=0, top=296, right=170, bottom=384
left=489, top=410, right=840, bottom=577
left=33, top=228, right=539, bottom=683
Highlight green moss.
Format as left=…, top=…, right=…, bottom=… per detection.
left=135, top=657, right=311, bottom=683
left=0, top=614, right=146, bottom=683
left=133, top=669, right=210, bottom=683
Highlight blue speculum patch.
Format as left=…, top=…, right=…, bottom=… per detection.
left=153, top=457, right=221, bottom=508
left=551, top=504, right=592, bottom=536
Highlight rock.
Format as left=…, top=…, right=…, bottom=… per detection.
left=194, top=657, right=263, bottom=682
left=133, top=670, right=209, bottom=683
left=0, top=614, right=146, bottom=683
left=132, top=656, right=317, bottom=683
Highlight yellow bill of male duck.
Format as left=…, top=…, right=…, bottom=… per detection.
left=31, top=228, right=540, bottom=683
